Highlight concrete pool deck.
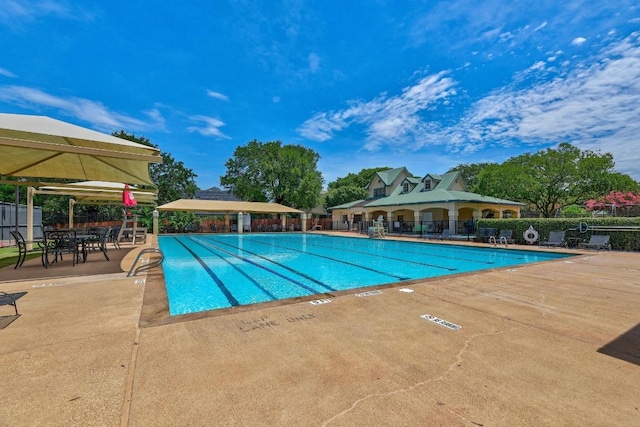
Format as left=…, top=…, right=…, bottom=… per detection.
left=1, top=233, right=639, bottom=426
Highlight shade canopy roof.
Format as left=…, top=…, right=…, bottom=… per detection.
left=35, top=181, right=157, bottom=206
left=157, top=199, right=302, bottom=214
left=0, top=113, right=161, bottom=185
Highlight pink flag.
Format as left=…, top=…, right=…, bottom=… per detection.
left=122, top=184, right=137, bottom=207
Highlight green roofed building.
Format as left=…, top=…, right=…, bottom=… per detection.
left=328, top=167, right=524, bottom=234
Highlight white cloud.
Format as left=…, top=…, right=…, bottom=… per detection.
left=206, top=90, right=229, bottom=101
left=187, top=115, right=230, bottom=139
left=0, top=0, right=93, bottom=26
left=308, top=52, right=320, bottom=73
left=572, top=37, right=587, bottom=46
left=435, top=32, right=640, bottom=178
left=529, top=61, right=546, bottom=71
left=299, top=33, right=640, bottom=179
left=0, top=67, right=17, bottom=78
left=298, top=71, right=457, bottom=147
left=533, top=21, right=547, bottom=32
left=0, top=85, right=165, bottom=132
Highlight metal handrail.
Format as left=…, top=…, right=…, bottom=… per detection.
left=127, top=247, right=164, bottom=277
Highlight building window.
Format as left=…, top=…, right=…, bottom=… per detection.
left=374, top=187, right=385, bottom=197
left=402, top=183, right=409, bottom=193
left=424, top=180, right=431, bottom=190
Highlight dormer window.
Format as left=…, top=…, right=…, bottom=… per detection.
left=373, top=187, right=385, bottom=197
left=402, top=183, right=409, bottom=193
left=424, top=180, right=431, bottom=190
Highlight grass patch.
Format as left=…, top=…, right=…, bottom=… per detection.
left=0, top=246, right=42, bottom=269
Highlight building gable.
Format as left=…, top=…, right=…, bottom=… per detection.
left=367, top=167, right=412, bottom=198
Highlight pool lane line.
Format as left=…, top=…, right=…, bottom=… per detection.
left=312, top=234, right=528, bottom=261
left=306, top=239, right=501, bottom=265
left=273, top=234, right=508, bottom=265
left=256, top=236, right=463, bottom=270
left=184, top=237, right=279, bottom=301
left=189, top=236, right=337, bottom=294
left=202, top=235, right=414, bottom=281
left=172, top=237, right=240, bottom=307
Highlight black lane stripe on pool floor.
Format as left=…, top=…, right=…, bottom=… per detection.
left=190, top=236, right=336, bottom=294
left=186, top=237, right=279, bottom=301
left=172, top=237, right=239, bottom=307
left=246, top=236, right=461, bottom=270
left=312, top=235, right=527, bottom=261
left=286, top=237, right=501, bottom=265
left=202, top=235, right=413, bottom=281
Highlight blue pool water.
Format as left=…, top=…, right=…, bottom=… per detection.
left=158, top=234, right=572, bottom=315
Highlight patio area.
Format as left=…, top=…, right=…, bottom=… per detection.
left=1, top=234, right=639, bottom=426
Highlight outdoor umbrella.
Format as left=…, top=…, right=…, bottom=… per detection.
left=0, top=113, right=161, bottom=186
left=0, top=113, right=162, bottom=244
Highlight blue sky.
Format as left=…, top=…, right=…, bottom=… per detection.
left=1, top=1, right=640, bottom=190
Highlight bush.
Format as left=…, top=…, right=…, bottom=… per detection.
left=477, top=217, right=640, bottom=251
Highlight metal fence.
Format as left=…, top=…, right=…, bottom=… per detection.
left=0, top=202, right=43, bottom=242
left=324, top=220, right=478, bottom=238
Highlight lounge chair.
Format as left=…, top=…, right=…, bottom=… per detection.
left=438, top=229, right=452, bottom=240
left=489, top=229, right=514, bottom=246
left=578, top=235, right=611, bottom=251
left=539, top=230, right=567, bottom=248
left=477, top=228, right=497, bottom=243
left=0, top=291, right=19, bottom=316
left=310, top=218, right=323, bottom=231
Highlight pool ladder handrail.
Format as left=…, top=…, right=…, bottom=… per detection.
left=127, top=247, right=164, bottom=277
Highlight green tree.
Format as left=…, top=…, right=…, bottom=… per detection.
left=446, top=162, right=497, bottom=191
left=220, top=139, right=323, bottom=211
left=112, top=131, right=198, bottom=205
left=324, top=185, right=368, bottom=209
left=327, top=167, right=392, bottom=190
left=475, top=143, right=631, bottom=217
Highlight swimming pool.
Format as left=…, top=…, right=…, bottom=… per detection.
left=158, top=234, right=571, bottom=315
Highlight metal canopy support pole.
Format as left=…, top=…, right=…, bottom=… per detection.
left=153, top=209, right=159, bottom=236
left=27, top=186, right=34, bottom=251
left=68, top=199, right=76, bottom=228
left=14, top=185, right=19, bottom=233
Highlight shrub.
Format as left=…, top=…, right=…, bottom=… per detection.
left=477, top=217, right=640, bottom=251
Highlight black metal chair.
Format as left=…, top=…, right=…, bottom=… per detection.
left=44, top=230, right=79, bottom=268
left=85, top=227, right=111, bottom=261
left=9, top=230, right=46, bottom=269
left=0, top=291, right=19, bottom=316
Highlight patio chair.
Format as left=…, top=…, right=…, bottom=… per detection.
left=310, top=218, right=323, bottom=231
left=44, top=230, right=79, bottom=268
left=489, top=229, right=514, bottom=246
left=477, top=228, right=497, bottom=243
left=9, top=230, right=46, bottom=269
left=578, top=235, right=612, bottom=251
left=539, top=230, right=567, bottom=248
left=85, top=227, right=111, bottom=261
left=0, top=291, right=19, bottom=316
left=438, top=229, right=452, bottom=240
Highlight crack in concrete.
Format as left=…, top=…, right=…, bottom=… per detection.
left=321, top=327, right=520, bottom=426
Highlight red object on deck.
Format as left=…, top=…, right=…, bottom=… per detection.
left=122, top=184, right=137, bottom=207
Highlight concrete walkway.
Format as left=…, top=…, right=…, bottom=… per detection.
left=1, top=236, right=639, bottom=426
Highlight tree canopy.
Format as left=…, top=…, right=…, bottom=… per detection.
left=323, top=167, right=392, bottom=208
left=446, top=162, right=498, bottom=191
left=327, top=167, right=392, bottom=190
left=220, top=139, right=323, bottom=211
left=473, top=143, right=639, bottom=217
left=112, top=131, right=198, bottom=205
